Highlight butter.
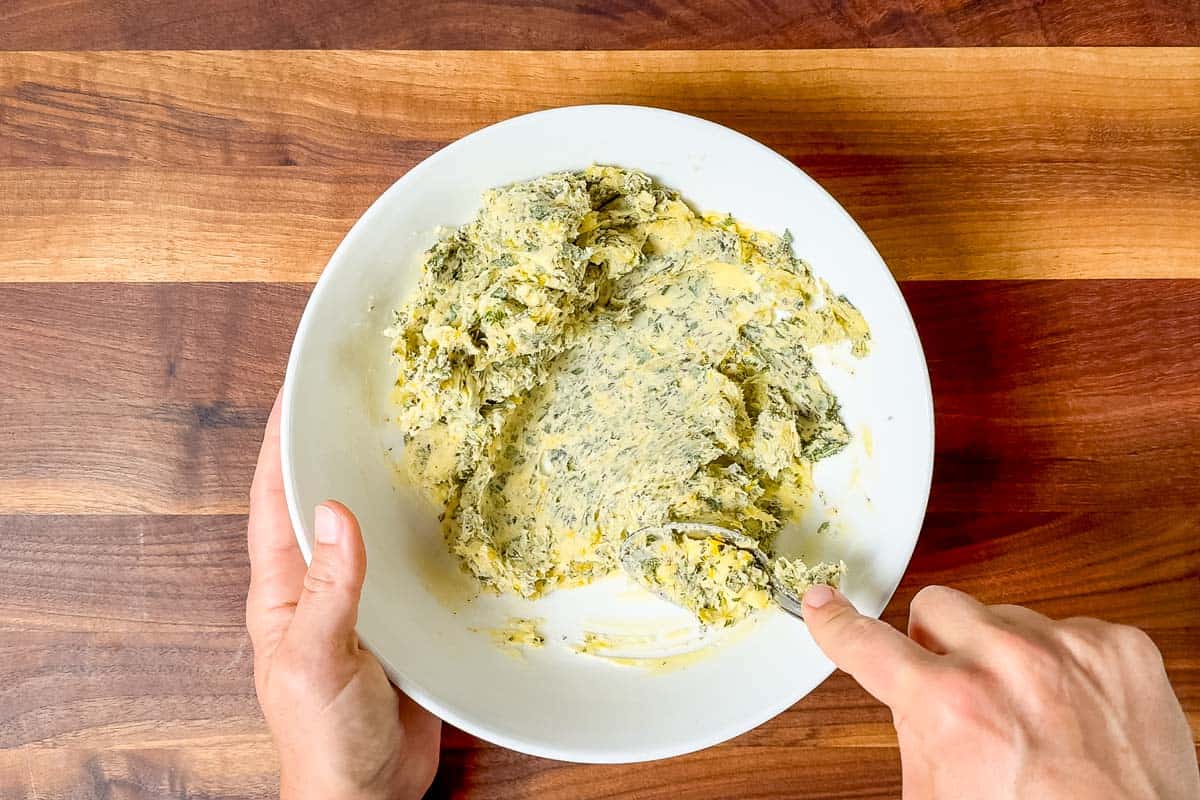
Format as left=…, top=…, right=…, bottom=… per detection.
left=388, top=166, right=868, bottom=624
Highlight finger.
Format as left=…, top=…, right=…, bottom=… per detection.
left=287, top=501, right=368, bottom=658
left=803, top=585, right=935, bottom=707
left=246, top=392, right=307, bottom=652
left=906, top=585, right=994, bottom=654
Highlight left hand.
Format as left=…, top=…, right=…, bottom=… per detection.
left=246, top=393, right=442, bottom=800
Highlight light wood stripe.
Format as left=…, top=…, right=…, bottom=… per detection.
left=1, top=49, right=1197, bottom=281
left=1, top=161, right=1198, bottom=282
left=0, top=168, right=379, bottom=283
left=3, top=50, right=1197, bottom=163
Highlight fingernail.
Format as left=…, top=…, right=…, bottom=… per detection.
left=804, top=584, right=835, bottom=609
left=314, top=503, right=341, bottom=545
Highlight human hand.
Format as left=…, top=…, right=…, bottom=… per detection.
left=802, top=584, right=1199, bottom=799
left=246, top=395, right=441, bottom=800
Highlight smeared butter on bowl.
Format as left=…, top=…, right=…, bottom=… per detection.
left=483, top=617, right=545, bottom=656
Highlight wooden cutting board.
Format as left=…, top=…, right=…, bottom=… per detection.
left=1, top=5, right=1197, bottom=799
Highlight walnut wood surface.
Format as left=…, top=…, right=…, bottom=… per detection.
left=2, top=50, right=1198, bottom=281
left=0, top=0, right=1196, bottom=50
left=1, top=509, right=1195, bottom=798
left=0, top=41, right=1197, bottom=800
left=3, top=281, right=1197, bottom=514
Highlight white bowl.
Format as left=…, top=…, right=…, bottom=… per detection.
left=282, top=105, right=933, bottom=763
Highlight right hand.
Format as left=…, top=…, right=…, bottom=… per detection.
left=801, top=584, right=1199, bottom=799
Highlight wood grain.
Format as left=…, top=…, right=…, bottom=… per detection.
left=5, top=50, right=1197, bottom=167
left=431, top=739, right=904, bottom=800
left=0, top=743, right=278, bottom=800
left=1, top=510, right=1194, bottom=798
left=3, top=281, right=1197, bottom=515
left=0, top=282, right=306, bottom=403
left=4, top=161, right=1199, bottom=283
left=3, top=49, right=1198, bottom=281
left=0, top=0, right=1196, bottom=50
left=0, top=282, right=304, bottom=514
left=0, top=513, right=275, bottom=799
left=910, top=279, right=1200, bottom=513
left=0, top=514, right=250, bottom=633
left=2, top=41, right=1199, bottom=800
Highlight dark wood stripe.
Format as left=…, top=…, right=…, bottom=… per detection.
left=432, top=738, right=903, bottom=799
left=0, top=627, right=258, bottom=748
left=0, top=400, right=265, bottom=514
left=0, top=283, right=306, bottom=403
left=2, top=281, right=1198, bottom=513
left=0, top=744, right=278, bottom=800
left=0, top=514, right=251, bottom=631
left=0, top=283, right=305, bottom=513
left=1, top=510, right=1193, bottom=794
left=0, top=0, right=1195, bottom=50
left=2, top=510, right=1191, bottom=655
left=909, top=279, right=1200, bottom=513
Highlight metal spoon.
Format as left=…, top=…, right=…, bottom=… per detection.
left=619, top=521, right=805, bottom=620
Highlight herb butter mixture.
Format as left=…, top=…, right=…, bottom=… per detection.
left=621, top=527, right=846, bottom=627
left=388, top=166, right=868, bottom=626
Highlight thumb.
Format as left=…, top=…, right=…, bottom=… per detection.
left=802, top=585, right=933, bottom=707
left=289, top=501, right=367, bottom=654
